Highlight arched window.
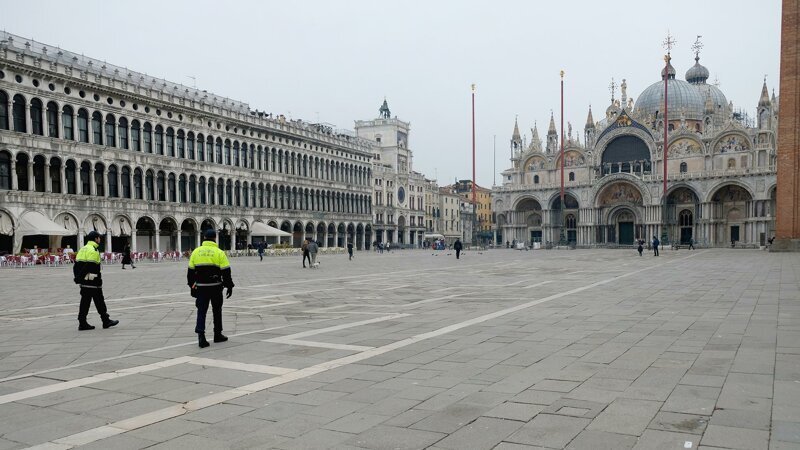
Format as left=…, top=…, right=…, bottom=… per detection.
left=176, top=130, right=185, bottom=158
left=186, top=132, right=194, bottom=160
left=235, top=181, right=242, bottom=206
left=118, top=117, right=128, bottom=149
left=166, top=127, right=175, bottom=157
left=77, top=109, right=89, bottom=142
left=145, top=170, right=155, bottom=200
left=91, top=112, right=103, bottom=145
left=215, top=138, right=222, bottom=164
left=13, top=95, right=27, bottom=132
left=178, top=174, right=187, bottom=203
left=80, top=161, right=91, bottom=195
left=142, top=123, right=152, bottom=153
left=105, top=114, right=116, bottom=147
left=189, top=175, right=197, bottom=203
left=196, top=133, right=204, bottom=161
left=206, top=136, right=214, bottom=162
left=243, top=182, right=249, bottom=207
left=198, top=176, right=206, bottom=204
left=157, top=171, right=166, bottom=201
left=566, top=214, right=576, bottom=229
left=208, top=178, right=215, bottom=205
left=121, top=167, right=131, bottom=198
left=0, top=152, right=10, bottom=189
left=0, top=91, right=8, bottom=130
left=568, top=172, right=575, bottom=181
left=226, top=180, right=232, bottom=205
left=108, top=165, right=119, bottom=198
left=49, top=158, right=61, bottom=193
left=679, top=209, right=693, bottom=227
left=232, top=142, right=239, bottom=167
left=154, top=125, right=164, bottom=155
left=680, top=162, right=688, bottom=173
left=668, top=123, right=675, bottom=132
left=133, top=168, right=143, bottom=200
left=65, top=160, right=77, bottom=194
left=225, top=140, right=232, bottom=165
left=61, top=106, right=74, bottom=140
left=46, top=101, right=58, bottom=137
left=727, top=158, right=736, bottom=170
left=217, top=179, right=224, bottom=205
left=30, top=99, right=44, bottom=135
left=167, top=173, right=176, bottom=202
left=130, top=120, right=141, bottom=151
left=94, top=162, right=105, bottom=196
left=534, top=175, right=540, bottom=184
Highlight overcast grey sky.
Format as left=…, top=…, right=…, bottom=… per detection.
left=1, top=0, right=781, bottom=187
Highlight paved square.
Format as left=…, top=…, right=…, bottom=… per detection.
left=0, top=248, right=798, bottom=449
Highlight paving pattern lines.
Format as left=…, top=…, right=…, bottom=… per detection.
left=18, top=252, right=702, bottom=449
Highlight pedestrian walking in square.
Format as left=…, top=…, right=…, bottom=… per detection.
left=637, top=239, right=643, bottom=256
left=454, top=238, right=463, bottom=259
left=121, top=243, right=135, bottom=269
left=652, top=236, right=660, bottom=256
left=347, top=241, right=354, bottom=260
left=302, top=239, right=311, bottom=267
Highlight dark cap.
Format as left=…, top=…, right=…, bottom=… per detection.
left=86, top=231, right=101, bottom=241
left=203, top=229, right=217, bottom=240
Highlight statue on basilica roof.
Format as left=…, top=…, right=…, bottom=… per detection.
left=379, top=98, right=391, bottom=119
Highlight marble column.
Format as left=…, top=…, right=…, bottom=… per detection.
left=27, top=162, right=34, bottom=191
left=45, top=163, right=52, bottom=193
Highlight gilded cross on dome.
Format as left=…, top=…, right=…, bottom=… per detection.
left=608, top=78, right=617, bottom=102
left=662, top=32, right=676, bottom=54
left=691, top=35, right=703, bottom=58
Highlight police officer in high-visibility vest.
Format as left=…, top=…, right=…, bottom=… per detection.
left=188, top=229, right=235, bottom=348
left=73, top=231, right=119, bottom=330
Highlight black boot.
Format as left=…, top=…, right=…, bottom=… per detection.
left=103, top=319, right=119, bottom=329
left=214, top=333, right=228, bottom=343
left=78, top=322, right=95, bottom=331
left=198, top=333, right=210, bottom=348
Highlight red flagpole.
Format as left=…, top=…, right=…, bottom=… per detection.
left=663, top=55, right=669, bottom=200
left=471, top=84, right=476, bottom=243
left=560, top=71, right=565, bottom=206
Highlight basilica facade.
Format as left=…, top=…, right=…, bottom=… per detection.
left=493, top=48, right=778, bottom=248
left=0, top=32, right=374, bottom=254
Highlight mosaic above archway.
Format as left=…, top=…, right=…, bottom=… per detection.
left=597, top=182, right=643, bottom=206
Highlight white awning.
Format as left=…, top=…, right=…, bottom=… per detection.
left=424, top=233, right=445, bottom=239
left=0, top=211, right=14, bottom=236
left=251, top=221, right=291, bottom=237
left=17, top=211, right=75, bottom=237
left=111, top=217, right=133, bottom=236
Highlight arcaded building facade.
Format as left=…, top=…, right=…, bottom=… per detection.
left=493, top=45, right=778, bottom=248
left=0, top=32, right=375, bottom=254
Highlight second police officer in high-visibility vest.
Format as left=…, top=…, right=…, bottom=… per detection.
left=187, top=229, right=235, bottom=348
left=73, top=230, right=119, bottom=330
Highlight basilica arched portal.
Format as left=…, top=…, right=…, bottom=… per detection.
left=596, top=181, right=644, bottom=245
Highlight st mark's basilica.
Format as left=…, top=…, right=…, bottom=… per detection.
left=493, top=41, right=778, bottom=248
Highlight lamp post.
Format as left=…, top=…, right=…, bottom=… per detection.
left=559, top=70, right=567, bottom=246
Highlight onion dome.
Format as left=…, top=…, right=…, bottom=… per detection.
left=685, top=56, right=710, bottom=84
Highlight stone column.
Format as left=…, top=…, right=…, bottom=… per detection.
left=88, top=166, right=96, bottom=196
left=132, top=229, right=138, bottom=253
left=78, top=229, right=85, bottom=248
left=60, top=164, right=67, bottom=194
left=177, top=231, right=182, bottom=255
left=775, top=0, right=800, bottom=250
left=45, top=163, right=52, bottom=193
left=10, top=160, right=16, bottom=190
left=24, top=103, right=31, bottom=134
left=106, top=229, right=113, bottom=253
left=27, top=162, right=33, bottom=191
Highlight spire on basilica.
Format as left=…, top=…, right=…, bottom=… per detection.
left=510, top=116, right=522, bottom=154
left=529, top=122, right=543, bottom=152
left=759, top=77, right=771, bottom=107
left=585, top=105, right=595, bottom=129
left=548, top=112, right=557, bottom=134
left=546, top=111, right=558, bottom=154
left=512, top=116, right=521, bottom=141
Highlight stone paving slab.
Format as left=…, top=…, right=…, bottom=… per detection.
left=0, top=248, right=798, bottom=449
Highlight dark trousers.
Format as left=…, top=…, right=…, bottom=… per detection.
left=348, top=250, right=353, bottom=260
left=195, top=289, right=223, bottom=334
left=303, top=252, right=310, bottom=267
left=456, top=249, right=461, bottom=259
left=259, top=252, right=263, bottom=261
left=79, top=287, right=109, bottom=323
left=653, top=246, right=659, bottom=256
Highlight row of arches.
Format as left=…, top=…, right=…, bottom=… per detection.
left=0, top=208, right=374, bottom=254
left=497, top=179, right=775, bottom=247
left=0, top=90, right=371, bottom=185
left=0, top=151, right=372, bottom=215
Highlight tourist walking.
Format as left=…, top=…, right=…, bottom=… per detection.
left=187, top=229, right=234, bottom=348
left=302, top=239, right=311, bottom=268
left=121, top=243, right=135, bottom=269
left=688, top=238, right=695, bottom=250
left=637, top=239, right=644, bottom=256
left=652, top=236, right=660, bottom=256
left=347, top=241, right=354, bottom=260
left=73, top=231, right=119, bottom=331
left=257, top=241, right=265, bottom=261
left=308, top=239, right=319, bottom=266
left=454, top=238, right=463, bottom=259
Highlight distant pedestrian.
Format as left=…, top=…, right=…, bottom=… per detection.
left=308, top=239, right=319, bottom=266
left=652, top=236, right=660, bottom=256
left=301, top=239, right=310, bottom=268
left=74, top=231, right=119, bottom=331
left=453, top=238, right=463, bottom=259
left=637, top=240, right=643, bottom=256
left=378, top=242, right=384, bottom=254
left=121, top=243, right=135, bottom=269
left=688, top=238, right=695, bottom=250
left=347, top=241, right=354, bottom=260
left=257, top=241, right=265, bottom=261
